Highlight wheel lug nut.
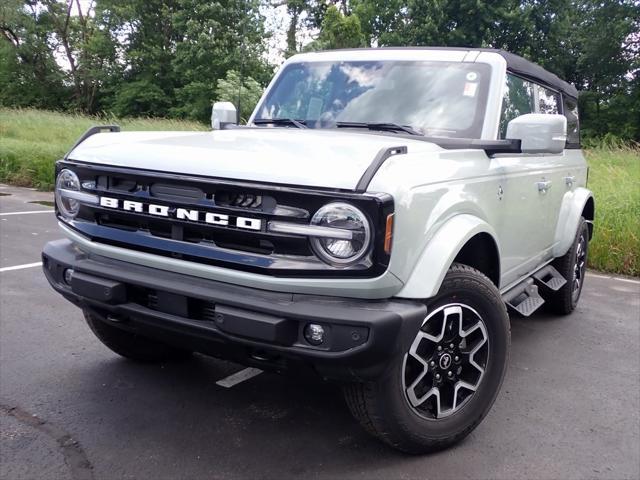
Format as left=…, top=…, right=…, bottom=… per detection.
left=435, top=373, right=441, bottom=380
left=449, top=343, right=454, bottom=349
left=454, top=356, right=460, bottom=362
left=447, top=371, right=453, bottom=377
left=429, top=361, right=435, bottom=368
left=437, top=346, right=443, bottom=351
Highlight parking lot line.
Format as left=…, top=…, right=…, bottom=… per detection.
left=215, top=367, right=263, bottom=388
left=587, top=272, right=640, bottom=285
left=0, top=210, right=53, bottom=216
left=0, top=262, right=43, bottom=273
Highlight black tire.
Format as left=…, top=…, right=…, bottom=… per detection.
left=83, top=310, right=192, bottom=363
left=343, top=263, right=510, bottom=454
left=548, top=217, right=589, bottom=315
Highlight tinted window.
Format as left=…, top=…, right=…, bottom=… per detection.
left=499, top=75, right=535, bottom=137
left=500, top=74, right=562, bottom=138
left=255, top=61, right=491, bottom=138
left=538, top=86, right=559, bottom=114
left=563, top=97, right=580, bottom=146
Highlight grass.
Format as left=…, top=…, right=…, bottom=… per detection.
left=0, top=108, right=207, bottom=190
left=585, top=146, right=639, bottom=277
left=1, top=108, right=638, bottom=276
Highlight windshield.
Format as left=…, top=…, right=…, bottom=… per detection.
left=254, top=60, right=491, bottom=138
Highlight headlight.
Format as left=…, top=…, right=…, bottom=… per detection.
left=55, top=169, right=81, bottom=219
left=310, top=203, right=371, bottom=265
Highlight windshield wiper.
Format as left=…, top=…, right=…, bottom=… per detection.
left=253, top=118, right=307, bottom=129
left=335, top=121, right=423, bottom=136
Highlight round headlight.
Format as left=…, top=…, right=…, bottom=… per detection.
left=55, top=169, right=81, bottom=219
left=310, top=203, right=371, bottom=266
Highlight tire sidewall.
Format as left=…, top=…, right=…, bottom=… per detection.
left=378, top=268, right=510, bottom=444
left=569, top=221, right=590, bottom=309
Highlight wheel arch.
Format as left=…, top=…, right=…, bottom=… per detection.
left=452, top=232, right=500, bottom=288
left=582, top=196, right=595, bottom=240
left=395, top=214, right=501, bottom=299
left=552, top=187, right=595, bottom=258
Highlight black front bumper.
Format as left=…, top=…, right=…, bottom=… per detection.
left=42, top=239, right=426, bottom=381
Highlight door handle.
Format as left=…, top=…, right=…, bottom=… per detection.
left=564, top=175, right=576, bottom=187
left=537, top=180, right=552, bottom=193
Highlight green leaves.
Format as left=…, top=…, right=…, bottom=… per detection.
left=215, top=70, right=264, bottom=123
left=1, top=0, right=638, bottom=141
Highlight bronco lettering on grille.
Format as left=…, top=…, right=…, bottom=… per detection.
left=99, top=197, right=262, bottom=230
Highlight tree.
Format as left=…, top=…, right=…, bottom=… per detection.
left=0, top=0, right=68, bottom=109
left=169, top=0, right=269, bottom=123
left=311, top=4, right=365, bottom=49
left=215, top=69, right=264, bottom=122
left=39, top=0, right=119, bottom=112
left=350, top=0, right=640, bottom=141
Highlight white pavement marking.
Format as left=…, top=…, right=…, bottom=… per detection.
left=215, top=367, right=263, bottom=388
left=0, top=210, right=53, bottom=216
left=587, top=272, right=640, bottom=285
left=0, top=262, right=43, bottom=273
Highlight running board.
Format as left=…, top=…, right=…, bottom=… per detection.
left=532, top=264, right=567, bottom=291
left=502, top=278, right=545, bottom=317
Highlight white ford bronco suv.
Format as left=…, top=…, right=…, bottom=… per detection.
left=43, top=48, right=594, bottom=453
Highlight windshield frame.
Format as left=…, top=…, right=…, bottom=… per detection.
left=251, top=59, right=493, bottom=139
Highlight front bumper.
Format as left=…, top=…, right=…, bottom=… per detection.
left=42, top=239, right=427, bottom=381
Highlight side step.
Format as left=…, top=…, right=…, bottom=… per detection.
left=532, top=264, right=567, bottom=291
left=502, top=278, right=545, bottom=317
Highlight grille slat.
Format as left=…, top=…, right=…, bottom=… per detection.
left=61, top=161, right=391, bottom=278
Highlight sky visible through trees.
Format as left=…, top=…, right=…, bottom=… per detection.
left=1, top=0, right=638, bottom=140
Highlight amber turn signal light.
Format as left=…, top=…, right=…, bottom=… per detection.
left=384, top=213, right=394, bottom=254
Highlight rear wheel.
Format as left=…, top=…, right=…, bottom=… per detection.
left=343, top=263, right=510, bottom=453
left=84, top=310, right=192, bottom=363
left=548, top=217, right=589, bottom=315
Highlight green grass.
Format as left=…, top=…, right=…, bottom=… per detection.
left=585, top=146, right=639, bottom=277
left=0, top=108, right=207, bottom=190
left=1, top=108, right=638, bottom=276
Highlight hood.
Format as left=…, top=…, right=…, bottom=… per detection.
left=67, top=128, right=440, bottom=190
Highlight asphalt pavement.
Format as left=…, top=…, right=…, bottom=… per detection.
left=1, top=183, right=639, bottom=480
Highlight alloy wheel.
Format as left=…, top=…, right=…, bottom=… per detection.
left=572, top=233, right=587, bottom=302
left=402, top=304, right=489, bottom=419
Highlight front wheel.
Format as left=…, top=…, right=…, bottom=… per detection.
left=344, top=263, right=510, bottom=453
left=84, top=310, right=192, bottom=363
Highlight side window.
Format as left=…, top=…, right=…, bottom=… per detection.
left=499, top=74, right=561, bottom=138
left=563, top=96, right=580, bottom=146
left=537, top=86, right=559, bottom=114
left=499, top=74, right=535, bottom=138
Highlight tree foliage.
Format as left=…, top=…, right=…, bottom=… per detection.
left=215, top=69, right=264, bottom=121
left=0, top=0, right=638, bottom=140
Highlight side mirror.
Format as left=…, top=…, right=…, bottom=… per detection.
left=506, top=113, right=567, bottom=154
left=211, top=101, right=237, bottom=130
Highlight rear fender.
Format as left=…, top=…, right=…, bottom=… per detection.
left=552, top=187, right=594, bottom=258
left=395, top=214, right=501, bottom=299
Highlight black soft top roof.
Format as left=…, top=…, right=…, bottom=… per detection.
left=325, top=47, right=579, bottom=99
left=494, top=49, right=578, bottom=99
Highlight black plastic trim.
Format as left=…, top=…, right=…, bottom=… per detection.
left=42, top=239, right=427, bottom=380
left=65, top=125, right=120, bottom=160
left=355, top=146, right=407, bottom=193
left=430, top=138, right=522, bottom=156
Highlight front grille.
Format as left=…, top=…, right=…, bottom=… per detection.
left=59, top=160, right=393, bottom=278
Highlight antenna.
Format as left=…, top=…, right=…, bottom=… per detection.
left=236, top=0, right=248, bottom=124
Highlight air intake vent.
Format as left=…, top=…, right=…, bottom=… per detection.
left=150, top=183, right=204, bottom=202
left=216, top=191, right=264, bottom=209
left=201, top=302, right=217, bottom=322
left=147, top=292, right=158, bottom=310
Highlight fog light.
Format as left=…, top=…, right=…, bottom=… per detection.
left=304, top=323, right=325, bottom=346
left=63, top=268, right=74, bottom=285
